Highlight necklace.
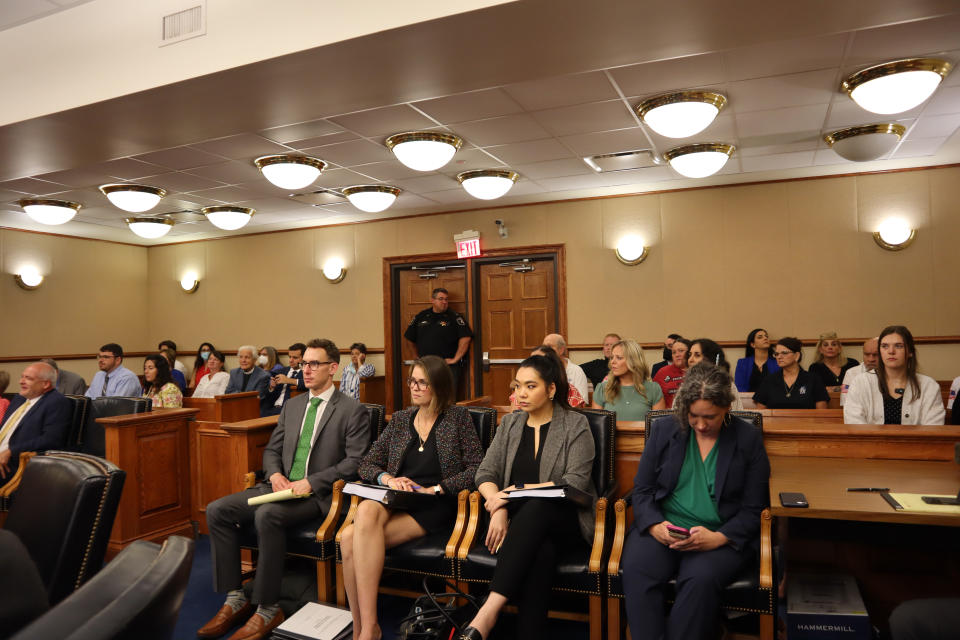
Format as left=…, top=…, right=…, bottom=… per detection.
left=414, top=412, right=433, bottom=452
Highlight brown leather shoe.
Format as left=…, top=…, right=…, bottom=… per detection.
left=197, top=602, right=254, bottom=638
left=227, top=610, right=286, bottom=640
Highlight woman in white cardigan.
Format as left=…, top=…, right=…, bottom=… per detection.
left=191, top=350, right=230, bottom=398
left=844, top=326, right=945, bottom=425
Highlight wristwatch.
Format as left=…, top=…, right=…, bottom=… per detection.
left=433, top=485, right=442, bottom=495
left=515, top=483, right=525, bottom=489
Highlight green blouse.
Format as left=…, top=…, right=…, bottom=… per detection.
left=594, top=380, right=663, bottom=421
left=660, top=433, right=724, bottom=531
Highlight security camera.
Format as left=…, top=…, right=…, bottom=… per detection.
left=494, top=219, right=508, bottom=238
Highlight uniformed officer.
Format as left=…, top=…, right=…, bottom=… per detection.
left=404, top=287, right=473, bottom=396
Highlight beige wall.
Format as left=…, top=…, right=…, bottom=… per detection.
left=2, top=166, right=959, bottom=387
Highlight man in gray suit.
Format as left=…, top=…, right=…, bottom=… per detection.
left=41, top=358, right=87, bottom=395
left=200, top=338, right=371, bottom=640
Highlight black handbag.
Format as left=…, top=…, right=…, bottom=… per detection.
left=397, top=578, right=481, bottom=640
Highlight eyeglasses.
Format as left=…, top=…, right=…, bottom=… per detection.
left=772, top=351, right=796, bottom=358
left=97, top=354, right=116, bottom=360
left=301, top=360, right=335, bottom=370
left=406, top=377, right=430, bottom=390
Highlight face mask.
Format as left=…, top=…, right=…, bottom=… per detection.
left=662, top=347, right=673, bottom=361
left=200, top=351, right=211, bottom=361
left=257, top=355, right=268, bottom=366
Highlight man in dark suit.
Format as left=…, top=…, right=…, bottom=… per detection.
left=0, top=362, right=72, bottom=481
left=263, top=342, right=306, bottom=416
left=200, top=338, right=371, bottom=640
left=225, top=345, right=273, bottom=416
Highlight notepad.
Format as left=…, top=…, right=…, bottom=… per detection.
left=274, top=602, right=352, bottom=640
left=888, top=493, right=960, bottom=515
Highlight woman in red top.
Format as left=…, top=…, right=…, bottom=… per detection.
left=653, top=338, right=691, bottom=408
left=192, top=342, right=216, bottom=387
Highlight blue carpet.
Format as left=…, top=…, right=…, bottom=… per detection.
left=174, top=535, right=588, bottom=640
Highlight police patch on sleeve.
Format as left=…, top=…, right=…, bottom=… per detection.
left=456, top=316, right=465, bottom=326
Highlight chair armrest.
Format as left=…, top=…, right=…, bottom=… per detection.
left=335, top=495, right=361, bottom=546
left=445, top=490, right=471, bottom=558
left=0, top=452, right=37, bottom=503
left=457, top=491, right=483, bottom=561
left=243, top=471, right=258, bottom=489
left=588, top=497, right=609, bottom=573
left=607, top=498, right=629, bottom=576
left=759, top=508, right=773, bottom=589
left=316, top=479, right=346, bottom=542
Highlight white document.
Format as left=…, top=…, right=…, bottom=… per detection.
left=342, top=482, right=389, bottom=502
left=275, top=602, right=352, bottom=640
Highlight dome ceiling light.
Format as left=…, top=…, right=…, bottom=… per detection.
left=385, top=131, right=463, bottom=171
left=457, top=170, right=520, bottom=200
left=125, top=217, right=174, bottom=239
left=663, top=143, right=735, bottom=178
left=824, top=124, right=906, bottom=162
left=841, top=58, right=952, bottom=114
left=254, top=155, right=327, bottom=190
left=17, top=198, right=81, bottom=225
left=341, top=185, right=402, bottom=213
left=99, top=184, right=166, bottom=213
left=635, top=91, right=727, bottom=138
left=202, top=206, right=255, bottom=230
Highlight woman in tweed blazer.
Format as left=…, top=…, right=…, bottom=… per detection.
left=462, top=354, right=596, bottom=640
left=340, top=356, right=482, bottom=640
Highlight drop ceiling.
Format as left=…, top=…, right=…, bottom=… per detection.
left=1, top=0, right=959, bottom=245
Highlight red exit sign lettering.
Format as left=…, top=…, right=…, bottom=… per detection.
left=456, top=237, right=481, bottom=258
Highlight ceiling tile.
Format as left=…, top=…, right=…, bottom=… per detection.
left=301, top=139, right=393, bottom=166
left=284, top=131, right=358, bottom=149
left=740, top=150, right=815, bottom=172
left=728, top=69, right=837, bottom=113
left=438, top=148, right=508, bottom=176
left=230, top=179, right=301, bottom=198
left=90, top=157, right=168, bottom=181
left=393, top=174, right=460, bottom=194
left=232, top=197, right=313, bottom=214
left=414, top=88, right=524, bottom=123
left=33, top=168, right=113, bottom=189
left=308, top=168, right=378, bottom=190
left=186, top=185, right=257, bottom=204
left=609, top=53, right=726, bottom=98
left=259, top=119, right=344, bottom=144
left=391, top=192, right=440, bottom=209
left=891, top=137, right=945, bottom=158
left=907, top=112, right=960, bottom=139
left=328, top=104, right=437, bottom=137
left=484, top=138, right=575, bottom=165
left=513, top=158, right=593, bottom=180
left=346, top=161, right=425, bottom=182
left=531, top=100, right=636, bottom=137
left=0, top=177, right=70, bottom=195
left=845, top=14, right=960, bottom=67
left=923, top=84, right=960, bottom=116
left=454, top=113, right=552, bottom=146
left=738, top=139, right=819, bottom=158
left=558, top=128, right=652, bottom=157
left=736, top=103, right=828, bottom=137
left=192, top=133, right=291, bottom=160
left=145, top=172, right=224, bottom=193
left=724, top=33, right=848, bottom=81
left=132, top=146, right=229, bottom=170
left=824, top=99, right=923, bottom=129
left=185, top=160, right=262, bottom=184
left=420, top=189, right=474, bottom=205
left=503, top=71, right=619, bottom=111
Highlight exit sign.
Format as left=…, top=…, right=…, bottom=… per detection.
left=456, top=236, right=481, bottom=258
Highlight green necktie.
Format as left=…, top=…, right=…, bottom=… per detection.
left=289, top=397, right=322, bottom=481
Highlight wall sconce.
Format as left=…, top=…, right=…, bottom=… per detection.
left=322, top=258, right=346, bottom=283
left=14, top=267, right=44, bottom=290
left=616, top=236, right=649, bottom=265
left=180, top=274, right=200, bottom=293
left=873, top=218, right=916, bottom=251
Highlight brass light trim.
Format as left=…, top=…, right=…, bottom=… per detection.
left=17, top=198, right=82, bottom=211
left=253, top=155, right=327, bottom=172
left=455, top=169, right=520, bottom=184
left=384, top=131, right=464, bottom=151
left=180, top=278, right=200, bottom=294
left=823, top=123, right=906, bottom=146
left=615, top=246, right=649, bottom=266
left=341, top=185, right=402, bottom=197
left=322, top=268, right=347, bottom=284
left=14, top=274, right=42, bottom=290
left=98, top=183, right=167, bottom=198
left=201, top=206, right=256, bottom=217
left=635, top=90, right=728, bottom=119
left=662, top=142, right=736, bottom=161
left=841, top=58, right=953, bottom=96
left=123, top=217, right=175, bottom=227
left=873, top=229, right=916, bottom=252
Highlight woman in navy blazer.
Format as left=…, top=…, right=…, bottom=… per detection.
left=622, top=363, right=770, bottom=640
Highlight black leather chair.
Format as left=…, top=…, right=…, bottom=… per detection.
left=238, top=402, right=385, bottom=603
left=4, top=451, right=126, bottom=605
left=456, top=407, right=617, bottom=640
left=605, top=411, right=774, bottom=640
left=64, top=394, right=91, bottom=449
left=11, top=536, right=194, bottom=640
left=80, top=396, right=151, bottom=457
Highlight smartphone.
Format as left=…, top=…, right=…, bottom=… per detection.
left=779, top=492, right=808, bottom=508
left=666, top=524, right=690, bottom=539
left=921, top=495, right=960, bottom=505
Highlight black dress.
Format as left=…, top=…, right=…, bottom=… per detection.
left=809, top=358, right=860, bottom=388
left=395, top=415, right=457, bottom=533
left=752, top=368, right=830, bottom=409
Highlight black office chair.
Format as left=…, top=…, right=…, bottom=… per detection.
left=80, top=396, right=151, bottom=457
left=63, top=394, right=91, bottom=449
left=11, top=536, right=194, bottom=640
left=4, top=451, right=126, bottom=605
left=605, top=411, right=774, bottom=640
left=456, top=407, right=617, bottom=640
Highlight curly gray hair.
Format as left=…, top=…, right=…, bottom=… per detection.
left=673, top=363, right=736, bottom=429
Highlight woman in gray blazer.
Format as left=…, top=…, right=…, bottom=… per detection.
left=461, top=355, right=596, bottom=640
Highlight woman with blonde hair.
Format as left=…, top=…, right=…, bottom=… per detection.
left=809, top=331, right=859, bottom=391
left=592, top=339, right=665, bottom=420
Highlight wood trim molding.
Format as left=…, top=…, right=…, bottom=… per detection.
left=0, top=346, right=386, bottom=364
left=567, top=335, right=960, bottom=351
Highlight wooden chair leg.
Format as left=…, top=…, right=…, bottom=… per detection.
left=606, top=597, right=621, bottom=640
left=589, top=594, right=602, bottom=640
left=316, top=558, right=335, bottom=604
left=336, top=563, right=347, bottom=607
left=759, top=613, right=774, bottom=640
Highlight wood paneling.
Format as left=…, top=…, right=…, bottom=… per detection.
left=182, top=391, right=260, bottom=423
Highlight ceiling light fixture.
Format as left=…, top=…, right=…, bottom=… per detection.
left=385, top=131, right=463, bottom=171
left=17, top=198, right=81, bottom=225
left=14, top=267, right=44, bottom=290
left=873, top=218, right=916, bottom=251
left=254, top=155, right=327, bottom=190
left=322, top=257, right=346, bottom=283
left=824, top=124, right=906, bottom=162
left=202, top=205, right=255, bottom=230
left=841, top=58, right=952, bottom=114
left=635, top=91, right=727, bottom=138
left=125, top=217, right=174, bottom=239
left=457, top=170, right=520, bottom=200
left=341, top=185, right=402, bottom=213
left=99, top=184, right=166, bottom=213
left=663, top=143, right=735, bottom=178
left=615, top=236, right=649, bottom=266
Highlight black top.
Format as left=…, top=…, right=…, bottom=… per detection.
left=509, top=421, right=551, bottom=485
left=808, top=358, right=860, bottom=388
left=748, top=360, right=775, bottom=392
left=396, top=411, right=443, bottom=487
left=404, top=308, right=473, bottom=359
left=650, top=360, right=669, bottom=379
left=580, top=358, right=609, bottom=386
left=753, top=367, right=830, bottom=409
left=883, top=392, right=904, bottom=425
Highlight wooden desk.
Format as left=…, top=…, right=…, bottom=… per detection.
left=769, top=456, right=960, bottom=526
left=183, top=391, right=260, bottom=423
